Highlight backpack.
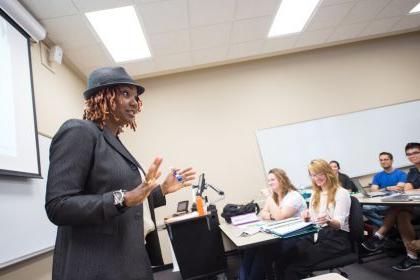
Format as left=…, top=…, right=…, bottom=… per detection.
left=221, top=201, right=260, bottom=223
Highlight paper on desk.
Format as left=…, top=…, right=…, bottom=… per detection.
left=240, top=227, right=261, bottom=236
left=236, top=220, right=268, bottom=237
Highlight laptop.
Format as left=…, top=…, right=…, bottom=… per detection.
left=352, top=179, right=389, bottom=198
left=409, top=195, right=420, bottom=201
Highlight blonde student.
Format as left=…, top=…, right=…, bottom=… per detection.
left=283, top=159, right=351, bottom=280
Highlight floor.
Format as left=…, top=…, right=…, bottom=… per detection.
left=154, top=251, right=420, bottom=280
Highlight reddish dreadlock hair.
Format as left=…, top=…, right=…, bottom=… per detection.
left=82, top=86, right=142, bottom=134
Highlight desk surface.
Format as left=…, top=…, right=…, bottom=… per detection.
left=354, top=190, right=420, bottom=206
left=304, top=273, right=347, bottom=280
left=219, top=223, right=280, bottom=250
left=164, top=211, right=202, bottom=225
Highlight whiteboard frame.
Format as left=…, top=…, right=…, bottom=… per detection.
left=0, top=134, right=55, bottom=269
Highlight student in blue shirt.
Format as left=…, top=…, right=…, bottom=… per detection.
left=371, top=152, right=407, bottom=191
left=363, top=152, right=407, bottom=227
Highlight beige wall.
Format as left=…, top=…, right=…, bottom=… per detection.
left=1, top=32, right=420, bottom=277
left=31, top=43, right=85, bottom=137
left=120, top=32, right=420, bottom=263
left=0, top=43, right=84, bottom=280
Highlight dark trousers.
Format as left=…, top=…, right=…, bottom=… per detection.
left=240, top=238, right=298, bottom=280
left=283, top=227, right=351, bottom=280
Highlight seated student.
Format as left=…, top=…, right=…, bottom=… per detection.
left=329, top=160, right=357, bottom=192
left=259, top=168, right=307, bottom=221
left=240, top=168, right=307, bottom=280
left=362, top=152, right=407, bottom=227
left=370, top=152, right=407, bottom=192
left=391, top=143, right=420, bottom=271
left=282, top=159, right=351, bottom=280
left=363, top=143, right=420, bottom=271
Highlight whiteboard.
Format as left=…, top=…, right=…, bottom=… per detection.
left=0, top=134, right=56, bottom=268
left=256, top=100, right=420, bottom=189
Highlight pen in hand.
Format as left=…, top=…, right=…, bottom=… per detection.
left=315, top=212, right=331, bottom=226
left=301, top=209, right=310, bottom=222
left=170, top=167, right=183, bottom=183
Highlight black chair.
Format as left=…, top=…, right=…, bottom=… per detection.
left=309, top=196, right=364, bottom=278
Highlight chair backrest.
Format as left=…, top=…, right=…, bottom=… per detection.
left=308, top=196, right=364, bottom=273
left=348, top=196, right=364, bottom=243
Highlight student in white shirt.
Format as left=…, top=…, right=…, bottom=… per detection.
left=260, top=169, right=307, bottom=221
left=240, top=168, right=307, bottom=280
left=283, top=159, right=351, bottom=280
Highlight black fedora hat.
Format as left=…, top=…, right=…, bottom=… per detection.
left=83, top=66, right=145, bottom=100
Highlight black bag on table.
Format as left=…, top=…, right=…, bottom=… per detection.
left=221, top=201, right=260, bottom=224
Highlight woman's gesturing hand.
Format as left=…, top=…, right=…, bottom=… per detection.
left=124, top=157, right=163, bottom=207
left=161, top=167, right=196, bottom=195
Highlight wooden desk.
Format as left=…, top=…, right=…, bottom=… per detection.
left=354, top=190, right=420, bottom=206
left=219, top=223, right=279, bottom=250
left=219, top=221, right=316, bottom=250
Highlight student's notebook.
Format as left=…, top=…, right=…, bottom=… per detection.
left=278, top=225, right=318, bottom=239
left=261, top=219, right=317, bottom=238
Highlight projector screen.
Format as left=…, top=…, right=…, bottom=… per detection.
left=0, top=9, right=40, bottom=178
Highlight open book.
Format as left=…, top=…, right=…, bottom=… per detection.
left=260, top=217, right=317, bottom=238
left=238, top=217, right=317, bottom=238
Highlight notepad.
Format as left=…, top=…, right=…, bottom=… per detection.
left=231, top=213, right=259, bottom=226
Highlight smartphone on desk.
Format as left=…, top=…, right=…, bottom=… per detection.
left=172, top=200, right=189, bottom=217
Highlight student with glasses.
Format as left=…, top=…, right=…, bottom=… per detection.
left=281, top=159, right=351, bottom=280
left=392, top=142, right=420, bottom=271
left=363, top=143, right=420, bottom=271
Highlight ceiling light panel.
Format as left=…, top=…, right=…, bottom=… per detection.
left=86, top=6, right=151, bottom=62
left=409, top=2, right=420, bottom=14
left=268, top=0, right=321, bottom=37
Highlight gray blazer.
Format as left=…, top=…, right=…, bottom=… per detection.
left=45, top=119, right=165, bottom=280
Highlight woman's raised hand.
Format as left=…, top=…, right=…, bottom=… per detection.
left=124, top=157, right=163, bottom=207
left=161, top=167, right=196, bottom=195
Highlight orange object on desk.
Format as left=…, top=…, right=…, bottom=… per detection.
left=196, top=195, right=205, bottom=216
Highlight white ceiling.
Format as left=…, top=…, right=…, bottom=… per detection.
left=19, top=0, right=420, bottom=79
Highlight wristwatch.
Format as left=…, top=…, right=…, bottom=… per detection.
left=113, top=189, right=127, bottom=212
